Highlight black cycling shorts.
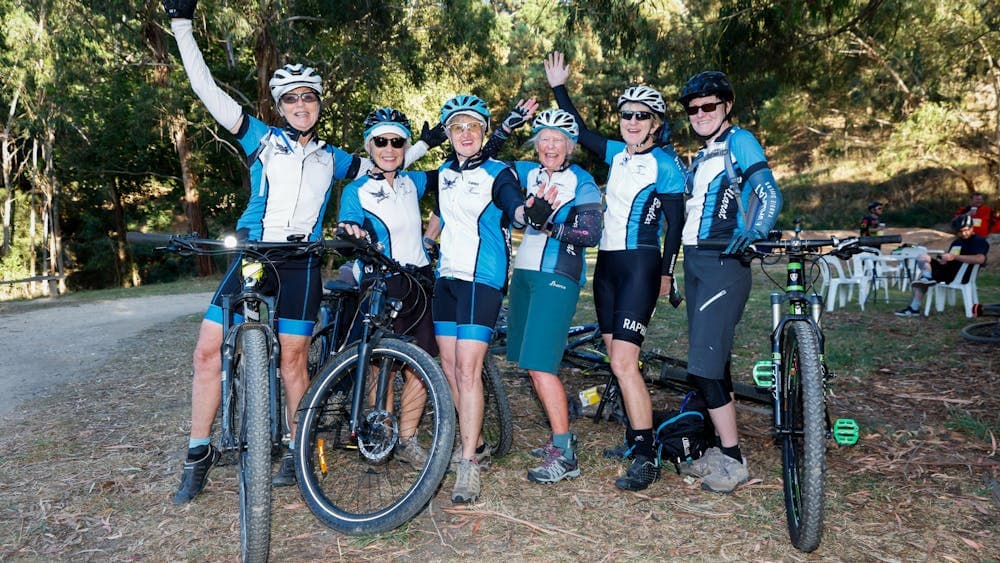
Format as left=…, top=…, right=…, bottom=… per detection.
left=683, top=246, right=751, bottom=379
left=592, top=248, right=661, bottom=346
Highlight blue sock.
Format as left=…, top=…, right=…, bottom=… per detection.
left=188, top=437, right=211, bottom=450
left=553, top=432, right=574, bottom=456
left=910, top=299, right=921, bottom=310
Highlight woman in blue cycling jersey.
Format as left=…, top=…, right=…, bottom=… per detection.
left=545, top=51, right=687, bottom=492
left=431, top=94, right=552, bottom=504
left=506, top=109, right=602, bottom=485
left=163, top=1, right=443, bottom=503
left=676, top=71, right=782, bottom=493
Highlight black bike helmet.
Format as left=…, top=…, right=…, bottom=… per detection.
left=362, top=107, right=412, bottom=142
left=868, top=201, right=883, bottom=211
left=952, top=214, right=974, bottom=231
left=678, top=71, right=735, bottom=105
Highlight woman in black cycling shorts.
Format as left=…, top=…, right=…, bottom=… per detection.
left=545, top=52, right=687, bottom=491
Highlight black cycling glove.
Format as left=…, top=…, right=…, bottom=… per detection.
left=163, top=0, right=198, bottom=19
left=419, top=121, right=447, bottom=149
left=524, top=197, right=555, bottom=231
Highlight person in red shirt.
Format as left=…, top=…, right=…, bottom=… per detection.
left=953, top=193, right=999, bottom=238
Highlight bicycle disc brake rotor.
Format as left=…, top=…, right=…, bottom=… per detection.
left=357, top=410, right=398, bottom=462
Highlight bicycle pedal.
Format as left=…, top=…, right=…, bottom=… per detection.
left=833, top=418, right=860, bottom=446
left=752, top=360, right=775, bottom=387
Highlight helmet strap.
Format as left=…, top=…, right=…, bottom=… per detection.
left=282, top=120, right=315, bottom=143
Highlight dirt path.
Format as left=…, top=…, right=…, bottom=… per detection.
left=0, top=292, right=212, bottom=418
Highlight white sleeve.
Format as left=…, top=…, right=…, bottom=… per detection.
left=170, top=19, right=243, bottom=132
left=403, top=140, right=429, bottom=168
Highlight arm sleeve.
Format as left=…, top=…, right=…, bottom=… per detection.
left=658, top=193, right=685, bottom=276
left=337, top=180, right=366, bottom=225
left=732, top=131, right=782, bottom=234
left=479, top=130, right=510, bottom=161
left=170, top=19, right=243, bottom=132
left=553, top=207, right=602, bottom=247
left=551, top=85, right=608, bottom=158
left=403, top=141, right=429, bottom=168
left=492, top=168, right=526, bottom=228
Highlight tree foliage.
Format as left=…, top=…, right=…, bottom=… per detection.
left=0, top=0, right=997, bottom=294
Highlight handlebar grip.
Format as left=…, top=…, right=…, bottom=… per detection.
left=126, top=232, right=175, bottom=244
left=695, top=239, right=733, bottom=251
left=857, top=235, right=902, bottom=246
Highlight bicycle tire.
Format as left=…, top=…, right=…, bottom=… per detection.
left=481, top=354, right=513, bottom=458
left=961, top=320, right=1000, bottom=343
left=293, top=338, right=455, bottom=535
left=237, top=327, right=272, bottom=563
left=780, top=320, right=825, bottom=553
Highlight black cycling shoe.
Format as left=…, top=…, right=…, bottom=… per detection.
left=272, top=452, right=297, bottom=487
left=602, top=442, right=635, bottom=461
left=614, top=455, right=661, bottom=491
left=172, top=445, right=222, bottom=505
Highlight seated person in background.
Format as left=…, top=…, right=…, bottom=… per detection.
left=953, top=192, right=999, bottom=238
left=895, top=215, right=989, bottom=317
left=860, top=201, right=884, bottom=237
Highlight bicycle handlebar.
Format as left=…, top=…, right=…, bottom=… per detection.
left=126, top=232, right=353, bottom=255
left=333, top=228, right=436, bottom=289
left=697, top=234, right=902, bottom=256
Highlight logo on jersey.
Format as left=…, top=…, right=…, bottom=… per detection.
left=442, top=176, right=457, bottom=191
left=371, top=186, right=390, bottom=203
left=622, top=317, right=647, bottom=335
left=718, top=185, right=738, bottom=220
left=643, top=195, right=662, bottom=225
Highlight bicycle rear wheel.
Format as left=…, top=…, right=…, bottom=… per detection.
left=482, top=354, right=512, bottom=458
left=294, top=338, right=455, bottom=535
left=237, top=326, right=272, bottom=562
left=961, top=320, right=1000, bottom=343
left=780, top=320, right=825, bottom=552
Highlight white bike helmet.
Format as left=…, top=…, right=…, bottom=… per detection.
left=531, top=109, right=579, bottom=141
left=269, top=64, right=323, bottom=105
left=617, top=85, right=666, bottom=117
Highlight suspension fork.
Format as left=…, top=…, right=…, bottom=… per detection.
left=348, top=277, right=389, bottom=436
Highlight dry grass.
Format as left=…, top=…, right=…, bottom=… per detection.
left=1, top=291, right=998, bottom=561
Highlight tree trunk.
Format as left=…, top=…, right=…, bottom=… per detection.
left=170, top=116, right=214, bottom=276
left=255, top=0, right=279, bottom=124
left=109, top=178, right=138, bottom=288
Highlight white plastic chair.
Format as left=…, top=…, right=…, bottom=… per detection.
left=819, top=255, right=869, bottom=311
left=923, top=263, right=981, bottom=317
left=850, top=251, right=891, bottom=304
left=890, top=245, right=928, bottom=291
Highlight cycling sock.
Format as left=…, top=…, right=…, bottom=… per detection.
left=624, top=427, right=637, bottom=447
left=631, top=428, right=655, bottom=459
left=553, top=432, right=574, bottom=456
left=720, top=444, right=743, bottom=462
left=188, top=437, right=211, bottom=450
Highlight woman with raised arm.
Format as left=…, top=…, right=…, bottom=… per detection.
left=676, top=71, right=782, bottom=493
left=431, top=94, right=552, bottom=503
left=506, top=109, right=602, bottom=484
left=162, top=0, right=444, bottom=503
left=544, top=52, right=687, bottom=492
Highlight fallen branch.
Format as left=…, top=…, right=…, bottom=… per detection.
left=441, top=507, right=596, bottom=543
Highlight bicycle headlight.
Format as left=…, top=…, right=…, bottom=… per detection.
left=223, top=234, right=239, bottom=249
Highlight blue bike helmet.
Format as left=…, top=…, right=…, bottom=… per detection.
left=362, top=107, right=412, bottom=144
left=440, top=94, right=490, bottom=128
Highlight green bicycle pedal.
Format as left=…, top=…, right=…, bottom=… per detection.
left=752, top=360, right=775, bottom=388
left=833, top=418, right=860, bottom=446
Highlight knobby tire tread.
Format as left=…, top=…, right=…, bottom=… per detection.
left=239, top=327, right=272, bottom=563
left=781, top=320, right=825, bottom=553
left=960, top=321, right=1000, bottom=343
left=294, top=338, right=455, bottom=535
left=482, top=354, right=513, bottom=458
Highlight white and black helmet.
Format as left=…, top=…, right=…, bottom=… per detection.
left=269, top=64, right=323, bottom=105
left=617, top=85, right=666, bottom=117
left=531, top=109, right=579, bottom=141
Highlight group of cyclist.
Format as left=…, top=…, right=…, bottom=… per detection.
left=164, top=0, right=782, bottom=507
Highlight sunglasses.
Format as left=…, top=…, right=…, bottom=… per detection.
left=685, top=101, right=723, bottom=115
left=619, top=110, right=653, bottom=121
left=372, top=136, right=406, bottom=149
left=448, top=121, right=484, bottom=134
left=279, top=91, right=320, bottom=105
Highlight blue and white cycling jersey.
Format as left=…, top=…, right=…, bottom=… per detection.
left=235, top=115, right=361, bottom=242
left=682, top=126, right=782, bottom=246
left=511, top=162, right=602, bottom=286
left=599, top=141, right=687, bottom=251
left=436, top=158, right=522, bottom=290
left=339, top=171, right=432, bottom=268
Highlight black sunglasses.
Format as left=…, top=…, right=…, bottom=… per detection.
left=279, top=91, right=320, bottom=105
left=686, top=101, right=723, bottom=115
left=372, top=136, right=406, bottom=149
left=619, top=110, right=654, bottom=121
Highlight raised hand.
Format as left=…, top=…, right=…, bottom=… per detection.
left=419, top=121, right=447, bottom=149
left=163, top=0, right=198, bottom=19
left=500, top=98, right=539, bottom=134
left=544, top=51, right=570, bottom=87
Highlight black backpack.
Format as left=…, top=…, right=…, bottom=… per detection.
left=653, top=391, right=714, bottom=473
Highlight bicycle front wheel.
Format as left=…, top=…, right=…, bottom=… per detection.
left=294, top=338, right=455, bottom=535
left=780, top=320, right=826, bottom=552
left=482, top=354, right=512, bottom=458
left=237, top=326, right=272, bottom=562
left=961, top=320, right=1000, bottom=343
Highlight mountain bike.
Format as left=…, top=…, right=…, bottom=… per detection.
left=307, top=256, right=512, bottom=461
left=700, top=225, right=901, bottom=553
left=962, top=303, right=1000, bottom=343
left=128, top=232, right=345, bottom=563
left=292, top=233, right=456, bottom=535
